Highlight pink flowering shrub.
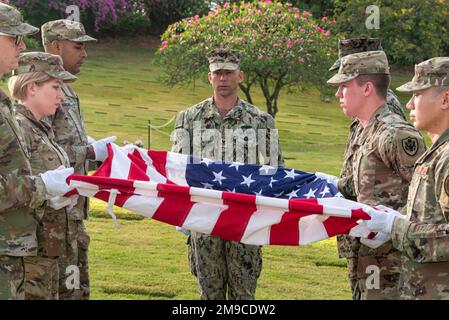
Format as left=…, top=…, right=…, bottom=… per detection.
left=11, top=0, right=209, bottom=35
left=12, top=0, right=132, bottom=32
left=157, top=1, right=337, bottom=117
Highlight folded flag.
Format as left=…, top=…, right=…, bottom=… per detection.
left=68, top=143, right=370, bottom=246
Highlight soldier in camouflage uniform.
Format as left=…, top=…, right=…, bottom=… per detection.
left=324, top=51, right=426, bottom=299
left=172, top=48, right=284, bottom=299
left=41, top=19, right=115, bottom=299
left=9, top=52, right=77, bottom=299
left=0, top=3, right=74, bottom=300
left=328, top=38, right=407, bottom=300
left=364, top=57, right=449, bottom=299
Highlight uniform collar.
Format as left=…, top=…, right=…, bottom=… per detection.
left=366, top=104, right=389, bottom=128
left=431, top=127, right=449, bottom=150
left=354, top=104, right=388, bottom=146
left=62, top=83, right=77, bottom=98
left=14, top=103, right=53, bottom=135
left=0, top=89, right=13, bottom=113
left=350, top=118, right=359, bottom=128
left=204, top=97, right=244, bottom=120
left=225, top=98, right=245, bottom=120
left=415, top=127, right=449, bottom=166
left=0, top=89, right=9, bottom=103
left=203, top=98, right=218, bottom=120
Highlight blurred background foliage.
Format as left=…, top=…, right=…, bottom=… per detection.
left=10, top=0, right=449, bottom=65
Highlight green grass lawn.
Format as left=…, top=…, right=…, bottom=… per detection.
left=88, top=203, right=349, bottom=300
left=3, top=40, right=427, bottom=300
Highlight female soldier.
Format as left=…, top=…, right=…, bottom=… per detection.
left=8, top=52, right=77, bottom=299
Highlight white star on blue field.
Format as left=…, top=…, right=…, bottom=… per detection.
left=185, top=156, right=342, bottom=200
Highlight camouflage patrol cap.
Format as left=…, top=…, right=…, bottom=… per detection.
left=327, top=50, right=389, bottom=85
left=329, top=37, right=382, bottom=71
left=207, top=48, right=240, bottom=72
left=41, top=19, right=97, bottom=45
left=396, top=57, right=449, bottom=92
left=0, top=3, right=38, bottom=36
left=13, top=52, right=77, bottom=82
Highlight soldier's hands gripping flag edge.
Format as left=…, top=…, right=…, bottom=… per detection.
left=64, top=143, right=397, bottom=247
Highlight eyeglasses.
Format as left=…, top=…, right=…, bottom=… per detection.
left=0, top=33, right=23, bottom=46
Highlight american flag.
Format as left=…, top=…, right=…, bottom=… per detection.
left=67, top=143, right=371, bottom=246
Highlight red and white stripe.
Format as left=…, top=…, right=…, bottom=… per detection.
left=68, top=144, right=370, bottom=246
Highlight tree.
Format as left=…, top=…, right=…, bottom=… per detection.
left=156, top=1, right=337, bottom=118
left=332, top=0, right=449, bottom=65
left=148, top=0, right=211, bottom=34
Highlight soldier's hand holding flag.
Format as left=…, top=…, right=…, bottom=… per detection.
left=362, top=205, right=406, bottom=234
left=360, top=232, right=391, bottom=249
left=40, top=166, right=75, bottom=199
left=89, top=136, right=117, bottom=161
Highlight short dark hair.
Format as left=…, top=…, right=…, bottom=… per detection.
left=355, top=74, right=390, bottom=99
left=432, top=86, right=449, bottom=97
